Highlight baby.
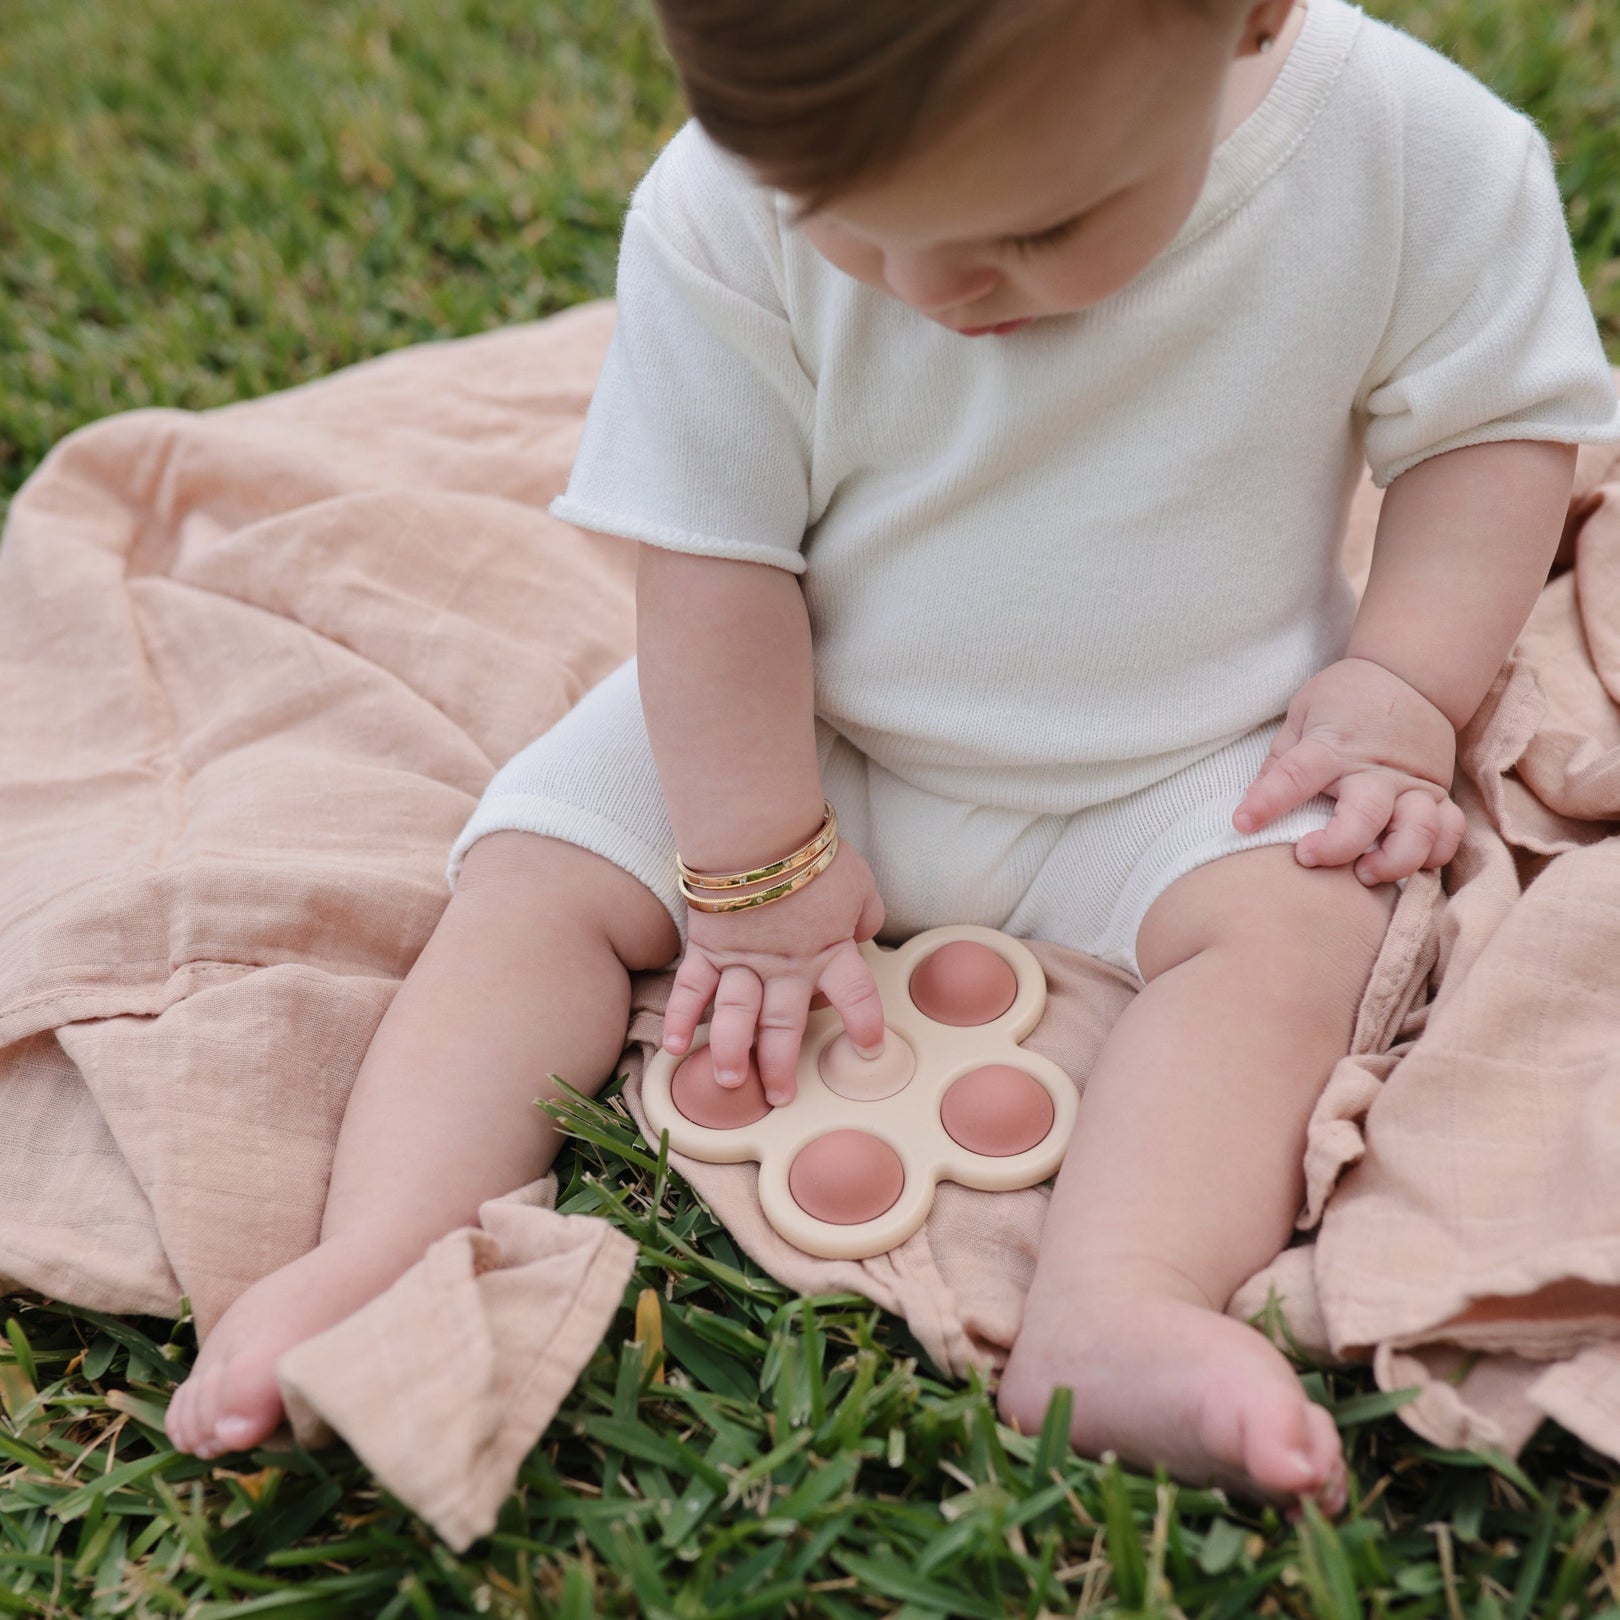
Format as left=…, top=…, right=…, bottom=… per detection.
left=166, top=0, right=1620, bottom=1506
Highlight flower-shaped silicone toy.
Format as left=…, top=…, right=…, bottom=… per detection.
left=640, top=925, right=1076, bottom=1259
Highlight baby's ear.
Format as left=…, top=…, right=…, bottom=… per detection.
left=1239, top=0, right=1295, bottom=55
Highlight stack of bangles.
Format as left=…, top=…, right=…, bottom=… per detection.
left=677, top=800, right=839, bottom=914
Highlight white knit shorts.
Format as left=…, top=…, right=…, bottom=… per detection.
left=447, top=659, right=1335, bottom=981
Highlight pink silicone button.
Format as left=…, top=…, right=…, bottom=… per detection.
left=787, top=1131, right=905, bottom=1225
left=669, top=1045, right=771, bottom=1130
left=908, top=940, right=1019, bottom=1026
left=940, top=1066, right=1055, bottom=1157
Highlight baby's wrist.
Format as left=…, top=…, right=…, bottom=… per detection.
left=1335, top=653, right=1461, bottom=733
left=668, top=788, right=828, bottom=878
left=678, top=800, right=839, bottom=915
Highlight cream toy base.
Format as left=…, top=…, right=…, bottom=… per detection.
left=640, top=925, right=1076, bottom=1260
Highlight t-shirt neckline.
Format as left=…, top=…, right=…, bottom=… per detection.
left=1164, top=0, right=1363, bottom=258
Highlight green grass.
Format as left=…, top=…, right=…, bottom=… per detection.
left=5, top=1080, right=1620, bottom=1618
left=4, top=0, right=1620, bottom=1613
left=0, top=0, right=684, bottom=531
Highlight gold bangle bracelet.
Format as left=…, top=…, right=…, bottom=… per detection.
left=676, top=800, right=837, bottom=891
left=680, top=834, right=839, bottom=913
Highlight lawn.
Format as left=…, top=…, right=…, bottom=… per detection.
left=3, top=1, right=1620, bottom=1615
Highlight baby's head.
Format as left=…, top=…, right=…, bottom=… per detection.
left=651, top=0, right=1294, bottom=332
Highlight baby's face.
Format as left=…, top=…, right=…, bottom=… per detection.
left=796, top=2, right=1272, bottom=334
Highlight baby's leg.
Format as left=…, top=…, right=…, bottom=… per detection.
left=997, top=844, right=1394, bottom=1507
left=165, top=831, right=679, bottom=1458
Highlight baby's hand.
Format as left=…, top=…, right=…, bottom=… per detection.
left=1233, top=657, right=1468, bottom=884
left=661, top=839, right=887, bottom=1108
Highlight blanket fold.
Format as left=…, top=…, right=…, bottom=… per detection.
left=3, top=300, right=1619, bottom=1545
left=277, top=1187, right=637, bottom=1553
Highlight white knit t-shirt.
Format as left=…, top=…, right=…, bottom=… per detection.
left=551, top=0, right=1620, bottom=818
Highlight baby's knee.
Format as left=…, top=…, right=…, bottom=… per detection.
left=455, top=831, right=680, bottom=972
left=1137, top=844, right=1396, bottom=1008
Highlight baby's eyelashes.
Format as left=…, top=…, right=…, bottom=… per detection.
left=1002, top=211, right=1088, bottom=257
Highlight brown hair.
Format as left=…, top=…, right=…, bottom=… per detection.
left=649, top=0, right=1220, bottom=211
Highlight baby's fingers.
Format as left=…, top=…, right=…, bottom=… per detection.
left=662, top=952, right=721, bottom=1056
left=1295, top=773, right=1397, bottom=869
left=755, top=975, right=813, bottom=1107
left=1354, top=791, right=1462, bottom=884
left=1352, top=789, right=1437, bottom=884
left=1234, top=739, right=1341, bottom=834
left=818, top=940, right=887, bottom=1057
left=1431, top=798, right=1468, bottom=869
left=708, top=964, right=763, bottom=1085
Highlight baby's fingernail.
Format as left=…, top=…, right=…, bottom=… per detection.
left=855, top=1042, right=884, bottom=1061
left=766, top=1089, right=788, bottom=1107
left=717, top=1067, right=739, bottom=1085
left=665, top=1035, right=687, bottom=1054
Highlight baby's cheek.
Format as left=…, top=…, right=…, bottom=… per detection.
left=1034, top=237, right=1134, bottom=309
left=800, top=223, right=885, bottom=291
left=1042, top=206, right=1189, bottom=311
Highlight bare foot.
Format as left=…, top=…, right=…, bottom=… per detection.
left=997, top=1291, right=1347, bottom=1511
left=164, top=1236, right=408, bottom=1458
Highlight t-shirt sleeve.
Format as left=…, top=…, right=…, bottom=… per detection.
left=548, top=124, right=814, bottom=573
left=1360, top=112, right=1620, bottom=489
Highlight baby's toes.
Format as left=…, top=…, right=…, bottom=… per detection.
left=173, top=1368, right=223, bottom=1456
left=1304, top=1403, right=1349, bottom=1514
left=185, top=1360, right=231, bottom=1457
left=1235, top=1381, right=1331, bottom=1501
left=209, top=1349, right=287, bottom=1454
left=164, top=1379, right=196, bottom=1452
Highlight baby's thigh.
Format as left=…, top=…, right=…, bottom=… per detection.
left=1135, top=844, right=1396, bottom=1021
left=457, top=831, right=680, bottom=973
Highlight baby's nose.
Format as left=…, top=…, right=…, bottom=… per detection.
left=881, top=250, right=1000, bottom=317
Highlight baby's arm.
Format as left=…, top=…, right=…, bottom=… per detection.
left=1346, top=438, right=1578, bottom=731
left=637, top=545, right=887, bottom=1104
left=1234, top=438, right=1578, bottom=881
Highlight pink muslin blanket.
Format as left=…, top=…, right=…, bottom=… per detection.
left=3, top=299, right=1620, bottom=1548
